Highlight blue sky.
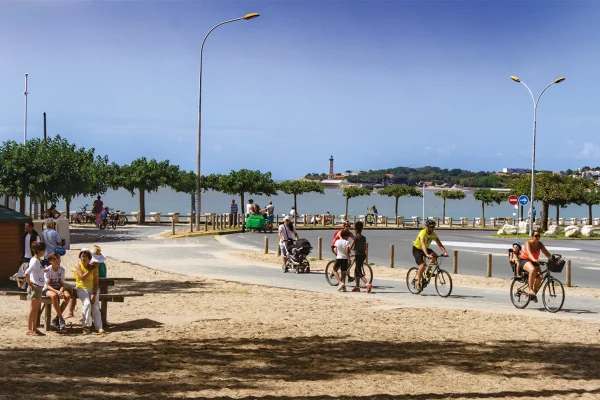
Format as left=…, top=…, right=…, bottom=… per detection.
left=1, top=0, right=600, bottom=179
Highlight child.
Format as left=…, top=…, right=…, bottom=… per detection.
left=348, top=221, right=372, bottom=293
left=44, top=252, right=73, bottom=330
left=24, top=242, right=47, bottom=336
left=510, top=242, right=522, bottom=277
left=333, top=230, right=352, bottom=292
left=90, top=245, right=108, bottom=278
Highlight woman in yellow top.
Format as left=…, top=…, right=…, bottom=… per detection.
left=74, top=249, right=105, bottom=334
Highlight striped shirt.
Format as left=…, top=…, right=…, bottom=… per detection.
left=230, top=203, right=238, bottom=214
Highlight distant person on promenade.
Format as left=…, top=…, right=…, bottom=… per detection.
left=230, top=200, right=238, bottom=227
left=324, top=211, right=331, bottom=224
left=265, top=201, right=275, bottom=225
left=45, top=204, right=61, bottom=220
left=246, top=199, right=254, bottom=216
left=371, top=205, right=379, bottom=226
left=93, top=196, right=104, bottom=228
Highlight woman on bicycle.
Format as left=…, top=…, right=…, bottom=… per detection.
left=519, top=230, right=552, bottom=302
left=412, top=219, right=448, bottom=291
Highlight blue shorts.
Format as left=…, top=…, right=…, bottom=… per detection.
left=267, top=215, right=274, bottom=223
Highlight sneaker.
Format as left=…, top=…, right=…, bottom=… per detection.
left=51, top=318, right=60, bottom=330
left=352, top=287, right=361, bottom=292
left=348, top=277, right=355, bottom=283
left=82, top=327, right=91, bottom=335
left=94, top=328, right=107, bottom=335
left=59, top=319, right=66, bottom=330
left=26, top=330, right=35, bottom=336
left=366, top=283, right=372, bottom=293
left=415, top=283, right=422, bottom=292
left=337, top=285, right=347, bottom=292
left=33, top=329, right=46, bottom=336
left=530, top=294, right=538, bottom=303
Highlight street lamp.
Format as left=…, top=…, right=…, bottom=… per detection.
left=510, top=75, right=565, bottom=234
left=196, top=13, right=260, bottom=230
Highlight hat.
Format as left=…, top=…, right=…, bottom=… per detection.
left=90, top=245, right=106, bottom=263
left=284, top=215, right=291, bottom=221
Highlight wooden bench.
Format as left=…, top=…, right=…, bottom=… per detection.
left=2, top=277, right=143, bottom=331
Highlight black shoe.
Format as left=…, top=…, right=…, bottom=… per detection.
left=51, top=318, right=60, bottom=329
left=59, top=319, right=67, bottom=330
left=348, top=277, right=355, bottom=283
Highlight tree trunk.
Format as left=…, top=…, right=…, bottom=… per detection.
left=541, top=202, right=549, bottom=232
left=139, top=189, right=146, bottom=224
left=66, top=198, right=71, bottom=221
left=345, top=197, right=349, bottom=217
left=556, top=205, right=560, bottom=223
left=589, top=204, right=593, bottom=225
left=240, top=192, right=245, bottom=218
left=19, top=194, right=25, bottom=214
left=442, top=198, right=446, bottom=222
left=394, top=197, right=399, bottom=220
left=293, top=193, right=297, bottom=216
left=481, top=201, right=485, bottom=227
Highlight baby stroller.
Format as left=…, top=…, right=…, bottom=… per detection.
left=283, top=238, right=313, bottom=273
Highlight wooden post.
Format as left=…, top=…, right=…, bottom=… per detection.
left=172, top=219, right=175, bottom=235
left=384, top=216, right=388, bottom=227
left=397, top=216, right=400, bottom=227
left=366, top=243, right=369, bottom=264
left=277, top=243, right=281, bottom=256
left=453, top=250, right=458, bottom=274
left=276, top=215, right=280, bottom=225
left=264, top=236, right=268, bottom=254
left=450, top=218, right=453, bottom=228
left=304, top=214, right=307, bottom=226
left=318, top=237, right=322, bottom=260
left=390, top=244, right=394, bottom=268
left=333, top=215, right=336, bottom=226
left=487, top=253, right=492, bottom=277
left=189, top=215, right=193, bottom=233
left=566, top=260, right=572, bottom=287
left=204, top=218, right=208, bottom=232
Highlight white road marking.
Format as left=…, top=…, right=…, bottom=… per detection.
left=442, top=241, right=580, bottom=252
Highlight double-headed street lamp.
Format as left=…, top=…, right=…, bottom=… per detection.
left=195, top=13, right=260, bottom=230
left=510, top=75, right=565, bottom=234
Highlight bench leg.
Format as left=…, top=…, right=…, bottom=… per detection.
left=45, top=304, right=52, bottom=331
left=101, top=300, right=108, bottom=327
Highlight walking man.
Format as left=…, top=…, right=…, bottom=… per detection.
left=230, top=199, right=238, bottom=227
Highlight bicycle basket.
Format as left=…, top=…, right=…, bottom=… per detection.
left=547, top=254, right=565, bottom=273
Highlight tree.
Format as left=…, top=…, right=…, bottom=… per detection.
left=118, top=157, right=180, bottom=224
left=378, top=185, right=423, bottom=220
left=210, top=169, right=278, bottom=215
left=278, top=180, right=324, bottom=214
left=473, top=189, right=508, bottom=227
left=573, top=181, right=600, bottom=224
left=171, top=170, right=221, bottom=216
left=342, top=186, right=372, bottom=217
left=434, top=190, right=466, bottom=222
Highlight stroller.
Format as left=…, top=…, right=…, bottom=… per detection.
left=283, top=238, right=313, bottom=273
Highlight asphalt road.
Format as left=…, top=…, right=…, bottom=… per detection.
left=74, top=226, right=600, bottom=323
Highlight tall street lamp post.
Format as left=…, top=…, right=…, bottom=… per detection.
left=196, top=13, right=260, bottom=230
left=510, top=75, right=565, bottom=234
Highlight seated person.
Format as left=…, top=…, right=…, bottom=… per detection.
left=45, top=204, right=61, bottom=219
left=509, top=242, right=522, bottom=276
left=324, top=211, right=331, bottom=224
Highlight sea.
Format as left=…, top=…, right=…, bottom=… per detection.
left=27, top=188, right=600, bottom=220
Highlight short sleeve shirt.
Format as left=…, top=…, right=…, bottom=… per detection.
left=42, top=229, right=62, bottom=258
left=25, top=258, right=46, bottom=287
left=413, top=229, right=438, bottom=250
left=45, top=266, right=66, bottom=290
left=278, top=223, right=297, bottom=244
left=353, top=234, right=367, bottom=255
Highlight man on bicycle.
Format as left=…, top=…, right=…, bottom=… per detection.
left=412, top=219, right=448, bottom=291
left=331, top=221, right=354, bottom=255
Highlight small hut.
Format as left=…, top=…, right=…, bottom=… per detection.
left=0, top=205, right=30, bottom=279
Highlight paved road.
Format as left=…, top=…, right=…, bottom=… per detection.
left=229, top=228, right=600, bottom=288
left=75, top=226, right=600, bottom=323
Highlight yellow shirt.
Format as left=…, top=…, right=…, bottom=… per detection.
left=413, top=229, right=438, bottom=250
left=74, top=262, right=95, bottom=290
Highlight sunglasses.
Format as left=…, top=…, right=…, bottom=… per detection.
left=533, top=235, right=540, bottom=238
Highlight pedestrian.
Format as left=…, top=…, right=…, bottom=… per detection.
left=25, top=241, right=47, bottom=336
left=278, top=215, right=298, bottom=270
left=333, top=230, right=352, bottom=292
left=348, top=221, right=371, bottom=293
left=42, top=220, right=64, bottom=266
left=93, top=196, right=104, bottom=228
left=230, top=199, right=238, bottom=227
left=16, top=221, right=40, bottom=291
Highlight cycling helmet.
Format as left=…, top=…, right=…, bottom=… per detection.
left=55, top=247, right=66, bottom=256
left=425, top=219, right=436, bottom=228
left=512, top=242, right=522, bottom=250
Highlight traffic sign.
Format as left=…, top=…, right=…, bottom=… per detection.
left=508, top=195, right=519, bottom=206
left=518, top=195, right=529, bottom=206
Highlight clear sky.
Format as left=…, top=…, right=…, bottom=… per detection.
left=1, top=0, right=599, bottom=179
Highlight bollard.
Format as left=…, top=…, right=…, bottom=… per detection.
left=366, top=243, right=369, bottom=264
left=204, top=219, right=208, bottom=232
left=190, top=216, right=193, bottom=233
left=566, top=260, right=572, bottom=287
left=172, top=219, right=175, bottom=235
left=264, top=236, right=268, bottom=254
left=277, top=243, right=281, bottom=256
left=318, top=237, right=322, bottom=260
left=487, top=253, right=492, bottom=277
left=385, top=216, right=388, bottom=227
left=390, top=244, right=394, bottom=268
left=453, top=250, right=458, bottom=274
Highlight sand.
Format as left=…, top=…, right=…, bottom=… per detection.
left=1, top=250, right=599, bottom=399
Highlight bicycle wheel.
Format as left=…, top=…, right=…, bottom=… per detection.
left=99, top=221, right=106, bottom=230
left=366, top=214, right=374, bottom=224
left=111, top=220, right=117, bottom=230
left=542, top=278, right=565, bottom=313
left=406, top=267, right=422, bottom=294
left=118, top=215, right=127, bottom=226
left=434, top=269, right=453, bottom=297
left=325, top=260, right=341, bottom=286
left=510, top=278, right=531, bottom=309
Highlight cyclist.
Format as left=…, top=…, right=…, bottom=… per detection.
left=412, top=219, right=448, bottom=291
left=519, top=230, right=552, bottom=302
left=331, top=220, right=354, bottom=255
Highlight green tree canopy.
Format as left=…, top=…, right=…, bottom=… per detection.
left=434, top=190, right=466, bottom=221
left=378, top=185, right=423, bottom=219
left=342, top=186, right=372, bottom=217
left=278, top=180, right=324, bottom=214
left=473, top=189, right=508, bottom=227
left=210, top=169, right=278, bottom=216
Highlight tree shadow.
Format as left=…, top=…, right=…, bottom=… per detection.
left=1, top=336, right=600, bottom=398
left=111, top=279, right=213, bottom=295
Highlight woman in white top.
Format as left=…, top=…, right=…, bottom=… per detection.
left=24, top=241, right=47, bottom=336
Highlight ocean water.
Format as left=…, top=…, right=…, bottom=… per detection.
left=31, top=188, right=600, bottom=220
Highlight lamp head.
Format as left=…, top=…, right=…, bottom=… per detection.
left=243, top=13, right=260, bottom=20
left=510, top=76, right=520, bottom=83
left=554, top=77, right=566, bottom=84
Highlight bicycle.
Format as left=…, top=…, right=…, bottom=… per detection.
left=115, top=210, right=128, bottom=226
left=325, top=253, right=373, bottom=288
left=509, top=260, right=565, bottom=313
left=365, top=208, right=375, bottom=225
left=406, top=255, right=452, bottom=297
left=99, top=211, right=118, bottom=230
left=72, top=204, right=92, bottom=224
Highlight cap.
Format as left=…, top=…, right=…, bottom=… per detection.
left=284, top=215, right=291, bottom=221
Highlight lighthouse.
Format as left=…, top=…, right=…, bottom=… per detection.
left=328, top=155, right=334, bottom=180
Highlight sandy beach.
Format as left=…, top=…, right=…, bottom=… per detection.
left=1, top=249, right=600, bottom=399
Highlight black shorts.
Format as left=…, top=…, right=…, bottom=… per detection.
left=519, top=259, right=540, bottom=271
left=334, top=258, right=349, bottom=272
left=354, top=253, right=366, bottom=277
left=412, top=246, right=436, bottom=266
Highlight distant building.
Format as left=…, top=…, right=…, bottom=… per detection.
left=502, top=168, right=530, bottom=174
left=328, top=155, right=334, bottom=180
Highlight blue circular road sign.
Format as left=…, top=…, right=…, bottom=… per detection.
left=518, top=195, right=529, bottom=206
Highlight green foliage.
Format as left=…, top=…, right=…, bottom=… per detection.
left=342, top=186, right=372, bottom=216
left=278, top=180, right=324, bottom=212
left=378, top=185, right=423, bottom=218
left=434, top=190, right=466, bottom=221
left=211, top=169, right=278, bottom=213
left=473, top=189, right=508, bottom=226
